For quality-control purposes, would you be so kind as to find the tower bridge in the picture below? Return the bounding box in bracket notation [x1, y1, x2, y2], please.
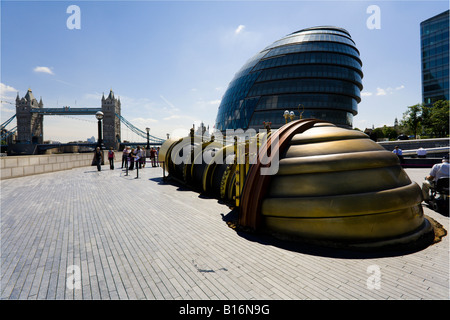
[30, 107, 101, 115]
[3, 89, 164, 154]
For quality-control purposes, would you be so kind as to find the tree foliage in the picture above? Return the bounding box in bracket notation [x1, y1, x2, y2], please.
[401, 104, 422, 138]
[424, 100, 449, 137]
[400, 100, 449, 138]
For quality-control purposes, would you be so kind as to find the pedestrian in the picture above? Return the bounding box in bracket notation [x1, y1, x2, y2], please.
[156, 147, 160, 167]
[108, 147, 115, 170]
[417, 147, 427, 158]
[139, 147, 145, 168]
[122, 146, 130, 168]
[129, 148, 136, 170]
[136, 146, 142, 169]
[94, 147, 103, 171]
[141, 147, 146, 168]
[392, 146, 404, 163]
[150, 147, 157, 167]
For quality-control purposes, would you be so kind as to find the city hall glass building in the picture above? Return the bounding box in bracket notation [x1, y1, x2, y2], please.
[215, 26, 363, 131]
[420, 10, 449, 106]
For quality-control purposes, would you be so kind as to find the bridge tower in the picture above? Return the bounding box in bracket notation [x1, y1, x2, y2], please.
[101, 89, 121, 150]
[15, 89, 44, 144]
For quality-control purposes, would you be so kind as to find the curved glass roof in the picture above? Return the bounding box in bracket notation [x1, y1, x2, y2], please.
[215, 26, 363, 131]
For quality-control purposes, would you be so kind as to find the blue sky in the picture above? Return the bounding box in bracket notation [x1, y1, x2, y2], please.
[1, 0, 448, 142]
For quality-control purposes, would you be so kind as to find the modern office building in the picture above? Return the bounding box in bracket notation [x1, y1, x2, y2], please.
[421, 10, 449, 106]
[215, 26, 363, 131]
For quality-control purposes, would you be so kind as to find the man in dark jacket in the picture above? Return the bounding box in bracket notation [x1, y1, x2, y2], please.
[94, 147, 103, 171]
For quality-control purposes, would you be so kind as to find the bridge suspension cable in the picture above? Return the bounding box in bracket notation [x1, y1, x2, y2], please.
[1, 114, 16, 130]
[0, 111, 165, 144]
[115, 113, 165, 144]
[1, 126, 17, 140]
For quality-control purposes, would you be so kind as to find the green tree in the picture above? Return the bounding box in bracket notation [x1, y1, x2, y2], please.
[382, 125, 398, 140]
[428, 100, 449, 137]
[371, 127, 384, 141]
[400, 100, 449, 138]
[401, 104, 422, 138]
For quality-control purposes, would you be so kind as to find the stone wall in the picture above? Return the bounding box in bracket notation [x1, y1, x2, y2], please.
[0, 152, 101, 180]
[378, 137, 449, 151]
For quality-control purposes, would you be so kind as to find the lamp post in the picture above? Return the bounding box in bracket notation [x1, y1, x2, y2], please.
[146, 127, 150, 149]
[284, 110, 296, 123]
[290, 111, 295, 121]
[95, 111, 105, 165]
[263, 121, 272, 134]
[298, 104, 304, 119]
[95, 111, 104, 150]
[283, 110, 290, 124]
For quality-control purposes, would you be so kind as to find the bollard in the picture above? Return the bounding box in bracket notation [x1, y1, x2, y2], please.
[135, 158, 139, 179]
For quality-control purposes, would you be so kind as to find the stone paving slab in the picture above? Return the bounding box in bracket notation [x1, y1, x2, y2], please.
[0, 162, 449, 301]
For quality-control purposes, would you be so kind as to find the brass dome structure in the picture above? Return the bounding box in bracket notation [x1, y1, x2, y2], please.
[159, 119, 434, 249]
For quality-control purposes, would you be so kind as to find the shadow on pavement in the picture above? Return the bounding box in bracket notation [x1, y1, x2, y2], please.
[220, 209, 439, 260]
[153, 176, 441, 259]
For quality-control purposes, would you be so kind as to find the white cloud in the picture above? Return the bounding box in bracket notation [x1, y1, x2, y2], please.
[220, 24, 263, 53]
[361, 91, 373, 97]
[130, 117, 158, 125]
[0, 105, 14, 113]
[162, 113, 199, 122]
[375, 85, 405, 96]
[235, 25, 245, 34]
[0, 83, 19, 114]
[376, 87, 387, 96]
[33, 66, 54, 75]
[207, 99, 221, 105]
[0, 83, 18, 99]
[0, 82, 19, 116]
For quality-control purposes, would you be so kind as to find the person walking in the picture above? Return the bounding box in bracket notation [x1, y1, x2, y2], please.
[108, 147, 116, 170]
[135, 147, 142, 170]
[122, 146, 130, 168]
[150, 147, 157, 167]
[129, 148, 136, 170]
[156, 147, 160, 167]
[136, 146, 142, 169]
[142, 147, 147, 168]
[94, 147, 103, 172]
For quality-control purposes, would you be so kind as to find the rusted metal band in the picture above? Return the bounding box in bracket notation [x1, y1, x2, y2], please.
[239, 118, 327, 230]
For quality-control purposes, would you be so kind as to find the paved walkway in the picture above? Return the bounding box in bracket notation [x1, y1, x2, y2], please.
[1, 162, 449, 301]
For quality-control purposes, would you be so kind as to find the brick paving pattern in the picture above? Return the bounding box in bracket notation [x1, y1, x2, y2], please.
[1, 162, 449, 300]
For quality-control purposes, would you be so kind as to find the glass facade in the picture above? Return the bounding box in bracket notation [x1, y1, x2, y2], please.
[215, 26, 363, 131]
[421, 10, 449, 106]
